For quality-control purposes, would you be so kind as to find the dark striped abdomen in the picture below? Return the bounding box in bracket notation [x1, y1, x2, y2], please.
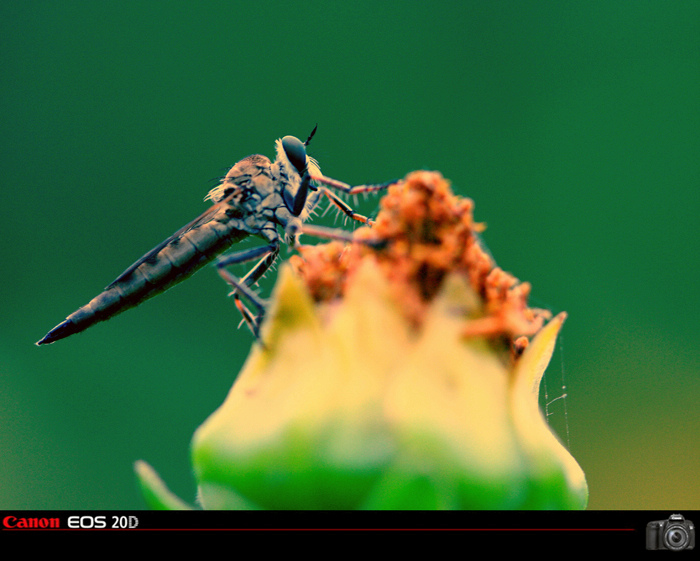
[36, 219, 248, 345]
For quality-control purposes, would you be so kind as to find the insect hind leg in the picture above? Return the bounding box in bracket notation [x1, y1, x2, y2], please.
[216, 243, 279, 339]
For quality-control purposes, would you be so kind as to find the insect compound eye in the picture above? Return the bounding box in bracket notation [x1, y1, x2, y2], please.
[281, 135, 308, 176]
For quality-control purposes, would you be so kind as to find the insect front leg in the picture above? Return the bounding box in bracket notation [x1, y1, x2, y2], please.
[319, 187, 377, 225]
[311, 175, 400, 227]
[216, 243, 279, 339]
[311, 175, 400, 197]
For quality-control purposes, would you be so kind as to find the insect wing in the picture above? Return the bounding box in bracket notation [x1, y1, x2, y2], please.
[106, 193, 235, 289]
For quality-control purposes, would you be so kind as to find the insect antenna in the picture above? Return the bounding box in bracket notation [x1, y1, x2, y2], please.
[304, 124, 318, 146]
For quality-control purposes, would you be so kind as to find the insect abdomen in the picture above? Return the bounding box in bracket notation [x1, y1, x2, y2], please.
[36, 221, 247, 345]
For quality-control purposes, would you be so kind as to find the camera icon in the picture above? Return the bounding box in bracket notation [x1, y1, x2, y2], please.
[647, 514, 695, 551]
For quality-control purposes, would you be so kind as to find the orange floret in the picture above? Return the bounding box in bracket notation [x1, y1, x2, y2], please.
[290, 171, 553, 357]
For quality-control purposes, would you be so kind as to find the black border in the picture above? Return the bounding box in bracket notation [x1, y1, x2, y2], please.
[2, 509, 697, 552]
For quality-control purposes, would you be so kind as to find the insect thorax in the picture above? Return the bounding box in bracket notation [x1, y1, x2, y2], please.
[205, 154, 303, 243]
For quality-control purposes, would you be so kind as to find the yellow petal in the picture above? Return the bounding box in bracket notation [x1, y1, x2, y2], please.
[510, 312, 588, 508]
[192, 261, 405, 509]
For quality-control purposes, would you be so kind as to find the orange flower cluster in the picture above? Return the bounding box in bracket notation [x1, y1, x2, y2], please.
[291, 171, 549, 354]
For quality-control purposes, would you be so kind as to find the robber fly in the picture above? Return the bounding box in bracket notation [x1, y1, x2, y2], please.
[37, 127, 395, 345]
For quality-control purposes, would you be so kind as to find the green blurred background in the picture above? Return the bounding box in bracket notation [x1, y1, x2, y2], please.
[1, 1, 697, 510]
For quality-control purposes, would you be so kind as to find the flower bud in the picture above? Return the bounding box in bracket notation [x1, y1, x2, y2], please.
[139, 171, 587, 509]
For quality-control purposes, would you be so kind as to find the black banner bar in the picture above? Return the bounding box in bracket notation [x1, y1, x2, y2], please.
[2, 509, 697, 551]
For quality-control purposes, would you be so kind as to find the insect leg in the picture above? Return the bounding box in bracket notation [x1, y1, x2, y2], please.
[311, 175, 399, 196]
[216, 244, 277, 269]
[311, 175, 399, 228]
[300, 224, 387, 250]
[216, 243, 279, 338]
[319, 187, 376, 225]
